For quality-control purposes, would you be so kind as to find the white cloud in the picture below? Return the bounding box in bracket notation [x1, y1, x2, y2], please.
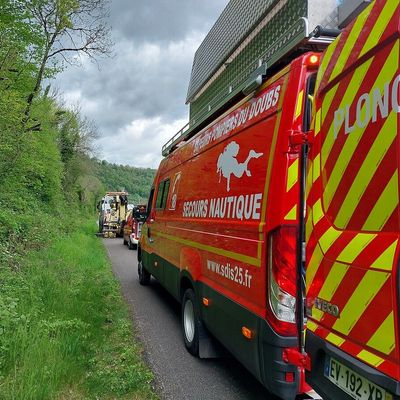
[54, 0, 229, 168]
[96, 117, 187, 168]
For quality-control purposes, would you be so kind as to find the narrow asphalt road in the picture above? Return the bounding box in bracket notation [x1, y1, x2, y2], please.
[104, 238, 319, 400]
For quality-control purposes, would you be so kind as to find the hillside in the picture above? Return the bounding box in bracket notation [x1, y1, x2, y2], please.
[92, 159, 156, 205]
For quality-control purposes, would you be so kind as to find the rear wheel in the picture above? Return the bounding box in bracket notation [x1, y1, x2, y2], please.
[182, 289, 200, 356]
[123, 236, 128, 245]
[138, 260, 151, 285]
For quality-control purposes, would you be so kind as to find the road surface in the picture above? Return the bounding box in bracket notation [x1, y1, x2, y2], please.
[104, 238, 320, 400]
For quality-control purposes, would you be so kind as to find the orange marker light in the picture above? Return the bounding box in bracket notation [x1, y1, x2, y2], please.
[202, 297, 210, 307]
[241, 326, 253, 340]
[309, 55, 319, 65]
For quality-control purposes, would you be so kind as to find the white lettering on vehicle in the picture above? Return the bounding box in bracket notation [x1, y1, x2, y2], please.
[182, 192, 262, 220]
[333, 75, 400, 140]
[207, 260, 253, 288]
[193, 85, 281, 153]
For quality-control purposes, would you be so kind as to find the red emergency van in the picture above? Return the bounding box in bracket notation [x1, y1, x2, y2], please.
[138, 52, 320, 399]
[305, 1, 400, 399]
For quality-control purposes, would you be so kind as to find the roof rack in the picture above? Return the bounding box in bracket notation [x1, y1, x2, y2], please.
[162, 0, 341, 157]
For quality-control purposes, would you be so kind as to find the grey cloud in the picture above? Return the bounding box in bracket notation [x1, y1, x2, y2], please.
[110, 0, 228, 44]
[56, 0, 229, 167]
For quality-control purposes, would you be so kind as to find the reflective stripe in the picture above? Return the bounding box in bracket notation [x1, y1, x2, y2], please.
[357, 349, 384, 368]
[307, 319, 318, 332]
[363, 171, 399, 232]
[370, 240, 398, 271]
[335, 112, 397, 227]
[312, 153, 320, 183]
[328, 9, 368, 83]
[359, 1, 398, 59]
[314, 109, 321, 136]
[321, 61, 371, 174]
[332, 270, 390, 335]
[312, 262, 350, 322]
[306, 243, 324, 292]
[286, 158, 299, 192]
[337, 233, 377, 264]
[323, 43, 397, 209]
[319, 226, 341, 253]
[295, 90, 304, 119]
[367, 312, 395, 355]
[320, 39, 339, 83]
[326, 332, 345, 347]
[285, 204, 297, 220]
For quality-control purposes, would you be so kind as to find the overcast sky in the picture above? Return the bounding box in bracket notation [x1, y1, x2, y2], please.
[56, 0, 229, 169]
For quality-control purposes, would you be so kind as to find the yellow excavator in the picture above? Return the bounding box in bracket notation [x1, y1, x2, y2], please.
[97, 191, 129, 238]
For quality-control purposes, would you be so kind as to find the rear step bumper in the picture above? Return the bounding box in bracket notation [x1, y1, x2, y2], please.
[305, 330, 400, 400]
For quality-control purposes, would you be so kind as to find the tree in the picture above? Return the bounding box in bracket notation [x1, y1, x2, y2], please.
[23, 0, 112, 122]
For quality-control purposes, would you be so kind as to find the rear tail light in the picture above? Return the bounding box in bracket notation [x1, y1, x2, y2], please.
[268, 225, 297, 325]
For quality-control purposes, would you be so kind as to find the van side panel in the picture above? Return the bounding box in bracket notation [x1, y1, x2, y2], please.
[306, 1, 400, 398]
[140, 57, 312, 399]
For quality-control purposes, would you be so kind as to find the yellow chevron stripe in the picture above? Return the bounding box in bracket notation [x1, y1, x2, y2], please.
[323, 43, 398, 209]
[286, 158, 299, 192]
[335, 112, 397, 228]
[371, 240, 398, 271]
[285, 205, 297, 220]
[314, 109, 321, 136]
[312, 262, 350, 322]
[312, 199, 324, 226]
[332, 270, 390, 335]
[312, 153, 320, 183]
[321, 82, 340, 123]
[295, 90, 304, 119]
[306, 226, 341, 292]
[307, 319, 318, 332]
[306, 243, 324, 292]
[363, 171, 399, 232]
[326, 332, 345, 347]
[359, 1, 398, 59]
[305, 210, 313, 242]
[367, 312, 395, 355]
[328, 8, 369, 83]
[357, 350, 384, 368]
[319, 37, 339, 81]
[337, 233, 377, 264]
[319, 226, 341, 253]
[320, 61, 372, 175]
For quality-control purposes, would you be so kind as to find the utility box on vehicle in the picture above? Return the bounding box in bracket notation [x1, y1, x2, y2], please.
[305, 1, 400, 399]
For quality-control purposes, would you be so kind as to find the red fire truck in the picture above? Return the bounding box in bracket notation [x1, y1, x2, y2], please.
[305, 1, 400, 399]
[137, 1, 345, 398]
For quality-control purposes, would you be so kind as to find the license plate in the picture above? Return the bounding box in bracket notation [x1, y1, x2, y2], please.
[324, 356, 392, 400]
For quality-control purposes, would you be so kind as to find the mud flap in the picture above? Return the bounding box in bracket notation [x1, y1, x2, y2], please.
[198, 322, 226, 359]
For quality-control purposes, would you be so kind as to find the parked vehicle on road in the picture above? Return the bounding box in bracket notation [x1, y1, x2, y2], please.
[98, 191, 129, 237]
[123, 205, 146, 250]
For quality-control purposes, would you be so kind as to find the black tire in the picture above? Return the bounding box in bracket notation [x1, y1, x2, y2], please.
[138, 260, 151, 285]
[123, 236, 128, 245]
[182, 288, 200, 356]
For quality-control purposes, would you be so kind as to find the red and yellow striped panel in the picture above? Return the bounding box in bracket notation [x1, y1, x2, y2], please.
[306, 0, 400, 382]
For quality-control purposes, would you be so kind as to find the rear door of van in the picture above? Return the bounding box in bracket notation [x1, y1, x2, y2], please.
[306, 1, 400, 398]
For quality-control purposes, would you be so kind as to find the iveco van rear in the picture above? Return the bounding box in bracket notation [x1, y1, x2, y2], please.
[305, 1, 400, 399]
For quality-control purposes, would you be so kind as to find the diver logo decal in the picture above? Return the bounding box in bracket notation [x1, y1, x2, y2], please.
[217, 141, 263, 191]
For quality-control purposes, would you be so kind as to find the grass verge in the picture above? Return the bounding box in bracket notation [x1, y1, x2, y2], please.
[0, 221, 158, 400]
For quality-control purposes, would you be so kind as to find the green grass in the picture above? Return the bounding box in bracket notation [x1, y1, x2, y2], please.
[0, 221, 158, 400]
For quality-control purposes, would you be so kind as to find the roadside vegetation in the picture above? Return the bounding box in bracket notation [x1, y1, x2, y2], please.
[0, 1, 157, 398]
